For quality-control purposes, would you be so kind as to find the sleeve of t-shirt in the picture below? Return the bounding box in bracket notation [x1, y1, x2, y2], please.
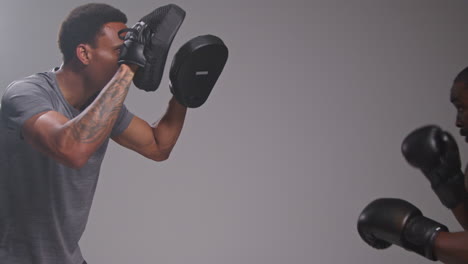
[110, 103, 134, 137]
[1, 80, 54, 136]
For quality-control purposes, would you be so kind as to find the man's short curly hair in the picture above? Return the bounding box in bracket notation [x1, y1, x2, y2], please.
[454, 66, 468, 85]
[58, 3, 127, 63]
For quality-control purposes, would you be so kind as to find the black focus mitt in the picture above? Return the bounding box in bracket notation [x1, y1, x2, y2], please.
[125, 4, 186, 92]
[169, 35, 228, 108]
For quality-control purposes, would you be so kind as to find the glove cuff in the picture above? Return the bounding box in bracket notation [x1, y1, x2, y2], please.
[403, 215, 448, 261]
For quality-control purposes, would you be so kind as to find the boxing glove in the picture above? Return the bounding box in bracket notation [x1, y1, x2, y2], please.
[357, 198, 448, 261]
[402, 125, 465, 209]
[117, 21, 147, 67]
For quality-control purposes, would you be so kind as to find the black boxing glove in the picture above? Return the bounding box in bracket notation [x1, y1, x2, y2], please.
[357, 198, 448, 261]
[117, 21, 147, 67]
[402, 125, 466, 209]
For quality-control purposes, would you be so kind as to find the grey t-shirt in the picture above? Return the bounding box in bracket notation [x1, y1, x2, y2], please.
[0, 70, 134, 264]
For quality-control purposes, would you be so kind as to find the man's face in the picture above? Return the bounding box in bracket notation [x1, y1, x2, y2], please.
[87, 22, 127, 89]
[450, 82, 468, 142]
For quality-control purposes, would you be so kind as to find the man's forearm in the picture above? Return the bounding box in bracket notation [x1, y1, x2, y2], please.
[151, 96, 187, 155]
[451, 198, 468, 230]
[60, 65, 134, 163]
[450, 168, 468, 230]
[435, 231, 468, 264]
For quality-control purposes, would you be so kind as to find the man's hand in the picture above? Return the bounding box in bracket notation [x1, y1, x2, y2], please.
[117, 22, 147, 68]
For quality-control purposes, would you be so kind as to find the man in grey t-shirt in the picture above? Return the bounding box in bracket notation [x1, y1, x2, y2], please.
[0, 4, 187, 264]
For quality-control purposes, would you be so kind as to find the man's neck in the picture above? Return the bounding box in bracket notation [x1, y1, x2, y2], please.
[55, 63, 99, 111]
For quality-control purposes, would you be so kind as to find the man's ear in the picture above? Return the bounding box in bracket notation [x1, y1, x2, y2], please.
[75, 44, 93, 65]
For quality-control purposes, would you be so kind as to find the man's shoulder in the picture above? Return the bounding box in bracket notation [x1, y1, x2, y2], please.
[11, 69, 56, 88]
[4, 69, 57, 98]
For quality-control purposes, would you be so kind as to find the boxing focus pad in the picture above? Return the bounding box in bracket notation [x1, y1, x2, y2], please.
[169, 35, 228, 108]
[127, 4, 185, 91]
[357, 198, 448, 261]
[401, 125, 465, 209]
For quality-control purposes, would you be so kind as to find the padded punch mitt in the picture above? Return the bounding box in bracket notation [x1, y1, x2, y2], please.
[132, 4, 185, 91]
[169, 34, 228, 108]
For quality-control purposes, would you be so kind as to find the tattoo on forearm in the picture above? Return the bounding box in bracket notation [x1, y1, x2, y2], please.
[71, 69, 133, 143]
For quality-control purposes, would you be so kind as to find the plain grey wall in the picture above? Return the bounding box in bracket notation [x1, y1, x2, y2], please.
[1, 0, 468, 263]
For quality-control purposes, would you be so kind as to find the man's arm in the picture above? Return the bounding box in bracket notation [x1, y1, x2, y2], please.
[112, 96, 187, 161]
[22, 65, 135, 169]
[451, 203, 468, 231]
[449, 164, 468, 230]
[435, 231, 468, 264]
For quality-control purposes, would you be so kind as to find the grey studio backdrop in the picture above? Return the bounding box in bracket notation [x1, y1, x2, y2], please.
[1, 0, 467, 263]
